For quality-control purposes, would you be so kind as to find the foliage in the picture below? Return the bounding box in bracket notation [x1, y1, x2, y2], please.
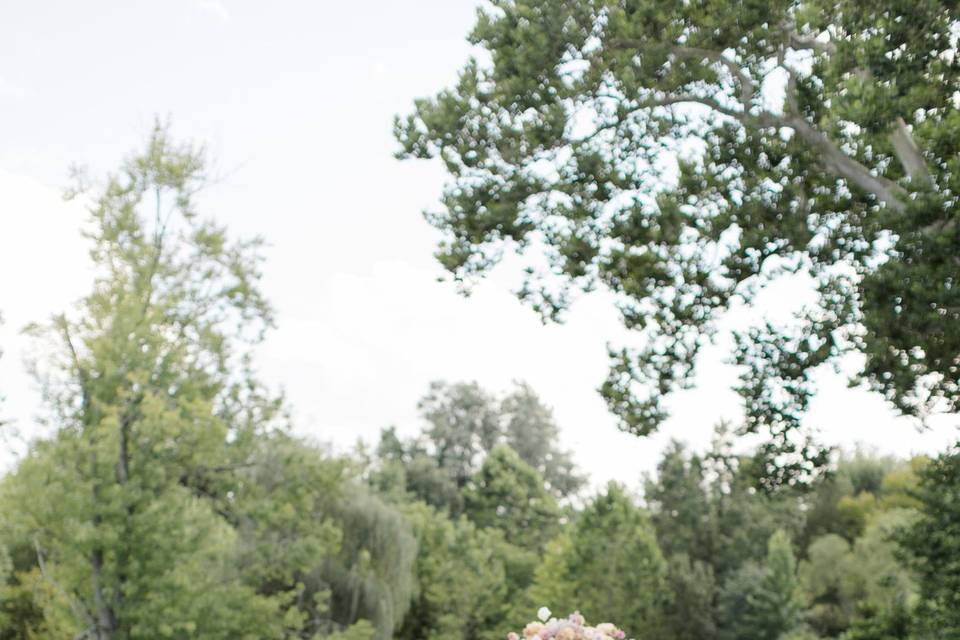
[660, 553, 717, 639]
[1, 122, 286, 640]
[499, 383, 586, 499]
[373, 381, 584, 510]
[644, 435, 804, 583]
[799, 534, 860, 636]
[322, 484, 418, 640]
[643, 441, 713, 563]
[373, 426, 465, 515]
[419, 381, 502, 490]
[396, 0, 960, 484]
[396, 503, 511, 640]
[463, 444, 561, 552]
[230, 432, 347, 637]
[527, 484, 665, 638]
[718, 530, 801, 640]
[899, 443, 960, 638]
[1, 123, 954, 640]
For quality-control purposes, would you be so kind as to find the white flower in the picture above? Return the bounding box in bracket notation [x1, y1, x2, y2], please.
[537, 607, 552, 622]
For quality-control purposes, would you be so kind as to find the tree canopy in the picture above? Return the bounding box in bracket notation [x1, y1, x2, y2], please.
[373, 381, 585, 509]
[396, 0, 960, 482]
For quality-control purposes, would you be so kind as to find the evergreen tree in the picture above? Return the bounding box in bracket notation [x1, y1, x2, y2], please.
[660, 553, 717, 640]
[718, 530, 800, 640]
[899, 444, 960, 638]
[462, 445, 561, 553]
[643, 442, 713, 565]
[526, 484, 665, 638]
[396, 503, 510, 640]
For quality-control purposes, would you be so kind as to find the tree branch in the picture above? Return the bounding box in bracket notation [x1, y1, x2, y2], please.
[788, 32, 837, 55]
[57, 318, 92, 418]
[605, 36, 908, 212]
[785, 115, 907, 212]
[890, 117, 932, 185]
[607, 39, 756, 109]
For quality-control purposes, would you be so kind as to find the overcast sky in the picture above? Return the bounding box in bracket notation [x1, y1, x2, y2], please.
[1, 0, 955, 485]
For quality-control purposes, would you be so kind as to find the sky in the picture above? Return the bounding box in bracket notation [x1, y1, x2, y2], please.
[1, 0, 956, 486]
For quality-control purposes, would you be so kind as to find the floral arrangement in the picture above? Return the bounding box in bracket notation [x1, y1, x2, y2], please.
[508, 608, 630, 640]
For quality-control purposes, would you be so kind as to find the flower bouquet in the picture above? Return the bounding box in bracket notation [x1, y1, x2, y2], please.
[508, 608, 630, 640]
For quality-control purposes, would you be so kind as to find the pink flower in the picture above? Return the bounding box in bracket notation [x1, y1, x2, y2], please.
[555, 628, 576, 640]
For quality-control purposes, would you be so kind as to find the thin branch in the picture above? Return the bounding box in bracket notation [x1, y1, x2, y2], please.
[573, 118, 623, 145]
[638, 93, 786, 129]
[57, 319, 91, 418]
[607, 38, 756, 109]
[605, 35, 908, 212]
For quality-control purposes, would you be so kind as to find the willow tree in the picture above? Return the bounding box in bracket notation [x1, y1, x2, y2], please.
[2, 123, 282, 639]
[396, 0, 960, 482]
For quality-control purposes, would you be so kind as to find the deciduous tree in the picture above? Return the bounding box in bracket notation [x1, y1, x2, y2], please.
[1, 123, 282, 639]
[396, 0, 960, 482]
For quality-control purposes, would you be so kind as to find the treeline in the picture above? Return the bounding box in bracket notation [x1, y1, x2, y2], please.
[1, 129, 958, 639]
[363, 394, 955, 640]
[4, 374, 958, 640]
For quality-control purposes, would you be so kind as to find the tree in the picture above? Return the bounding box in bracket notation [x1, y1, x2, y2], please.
[396, 0, 960, 482]
[375, 382, 584, 510]
[717, 562, 771, 640]
[757, 530, 802, 638]
[798, 534, 859, 636]
[840, 604, 912, 640]
[499, 382, 586, 498]
[851, 510, 916, 617]
[372, 427, 465, 515]
[526, 483, 665, 637]
[800, 451, 916, 547]
[229, 432, 347, 638]
[396, 503, 511, 640]
[898, 443, 960, 638]
[321, 485, 417, 640]
[660, 553, 718, 640]
[418, 381, 502, 489]
[643, 441, 714, 564]
[644, 435, 803, 583]
[0, 123, 283, 639]
[462, 444, 561, 552]
[718, 530, 800, 640]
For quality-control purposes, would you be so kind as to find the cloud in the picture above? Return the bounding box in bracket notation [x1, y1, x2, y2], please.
[194, 0, 230, 26]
